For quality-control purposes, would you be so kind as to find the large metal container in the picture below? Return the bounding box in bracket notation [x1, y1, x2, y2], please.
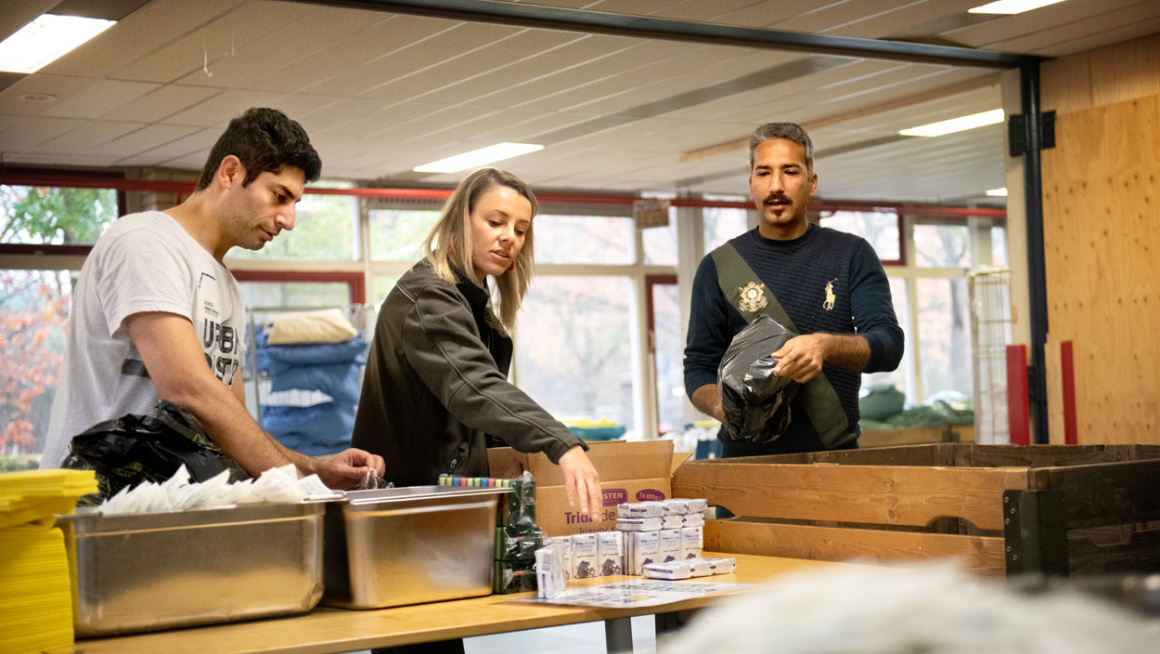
[61, 502, 325, 637]
[323, 485, 508, 609]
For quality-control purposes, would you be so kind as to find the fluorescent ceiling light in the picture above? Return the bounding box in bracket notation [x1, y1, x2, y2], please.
[969, 0, 1067, 15]
[0, 14, 116, 74]
[985, 187, 1008, 197]
[900, 109, 1005, 137]
[413, 143, 544, 174]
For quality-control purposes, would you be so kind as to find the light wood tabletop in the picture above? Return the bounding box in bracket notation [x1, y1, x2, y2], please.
[51, 553, 881, 654]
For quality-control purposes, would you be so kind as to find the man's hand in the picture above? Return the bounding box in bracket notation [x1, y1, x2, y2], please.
[313, 448, 386, 490]
[773, 333, 872, 381]
[772, 334, 831, 383]
[558, 445, 601, 521]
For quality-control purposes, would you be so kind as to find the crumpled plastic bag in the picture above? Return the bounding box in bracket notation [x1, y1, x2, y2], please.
[717, 315, 800, 444]
[62, 400, 249, 506]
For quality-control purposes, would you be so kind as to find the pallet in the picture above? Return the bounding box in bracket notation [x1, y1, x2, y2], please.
[671, 444, 1160, 576]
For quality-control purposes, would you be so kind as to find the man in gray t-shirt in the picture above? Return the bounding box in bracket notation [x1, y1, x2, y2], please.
[42, 108, 384, 489]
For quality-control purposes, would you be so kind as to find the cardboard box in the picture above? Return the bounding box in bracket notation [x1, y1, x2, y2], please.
[488, 440, 674, 536]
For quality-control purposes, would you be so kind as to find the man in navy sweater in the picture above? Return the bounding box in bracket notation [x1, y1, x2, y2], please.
[683, 122, 904, 457]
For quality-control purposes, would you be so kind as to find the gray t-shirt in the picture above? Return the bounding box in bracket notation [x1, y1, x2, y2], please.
[41, 211, 247, 468]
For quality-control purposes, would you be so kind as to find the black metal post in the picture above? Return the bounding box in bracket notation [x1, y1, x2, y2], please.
[1019, 59, 1050, 445]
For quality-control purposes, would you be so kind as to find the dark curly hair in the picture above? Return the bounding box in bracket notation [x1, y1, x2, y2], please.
[195, 108, 321, 191]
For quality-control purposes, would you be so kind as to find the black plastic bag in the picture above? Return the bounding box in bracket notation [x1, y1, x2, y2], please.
[62, 400, 249, 505]
[718, 315, 800, 444]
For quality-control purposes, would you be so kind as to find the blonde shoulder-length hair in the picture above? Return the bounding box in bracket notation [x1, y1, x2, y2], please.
[422, 168, 539, 334]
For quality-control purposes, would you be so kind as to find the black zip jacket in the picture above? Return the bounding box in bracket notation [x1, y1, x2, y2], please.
[351, 259, 585, 486]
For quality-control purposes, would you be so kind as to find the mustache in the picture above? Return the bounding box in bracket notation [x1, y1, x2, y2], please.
[762, 193, 791, 204]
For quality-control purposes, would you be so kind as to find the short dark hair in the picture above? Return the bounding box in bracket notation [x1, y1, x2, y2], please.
[749, 122, 813, 173]
[195, 108, 321, 191]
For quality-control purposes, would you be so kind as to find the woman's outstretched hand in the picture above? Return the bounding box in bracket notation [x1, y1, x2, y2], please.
[558, 445, 602, 521]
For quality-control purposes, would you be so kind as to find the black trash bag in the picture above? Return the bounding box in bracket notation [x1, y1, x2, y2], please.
[718, 315, 800, 444]
[62, 400, 249, 505]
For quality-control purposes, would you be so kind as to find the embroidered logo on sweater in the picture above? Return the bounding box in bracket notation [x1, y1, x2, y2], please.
[823, 278, 837, 311]
[738, 281, 768, 312]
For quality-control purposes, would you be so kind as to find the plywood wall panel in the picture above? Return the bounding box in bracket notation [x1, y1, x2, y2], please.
[1090, 33, 1160, 109]
[1040, 96, 1160, 445]
[1043, 32, 1160, 115]
[1042, 51, 1092, 115]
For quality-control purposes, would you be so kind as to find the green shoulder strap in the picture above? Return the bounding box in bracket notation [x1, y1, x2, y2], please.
[710, 243, 851, 448]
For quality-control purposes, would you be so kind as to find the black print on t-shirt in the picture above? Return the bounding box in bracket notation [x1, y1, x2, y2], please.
[202, 319, 237, 353]
[202, 319, 239, 384]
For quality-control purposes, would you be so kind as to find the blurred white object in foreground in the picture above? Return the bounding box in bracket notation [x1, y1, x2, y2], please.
[661, 561, 1159, 654]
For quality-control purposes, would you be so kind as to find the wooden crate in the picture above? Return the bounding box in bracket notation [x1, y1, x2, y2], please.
[671, 444, 1160, 576]
[857, 425, 974, 448]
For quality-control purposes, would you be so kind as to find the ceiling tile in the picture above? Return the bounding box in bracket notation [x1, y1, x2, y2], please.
[36, 120, 141, 154]
[0, 116, 86, 153]
[369, 29, 578, 103]
[100, 123, 202, 159]
[109, 0, 313, 83]
[44, 0, 247, 79]
[246, 14, 448, 94]
[0, 75, 91, 116]
[318, 22, 522, 98]
[0, 0, 59, 42]
[176, 7, 393, 89]
[163, 89, 287, 127]
[102, 84, 223, 123]
[42, 79, 159, 118]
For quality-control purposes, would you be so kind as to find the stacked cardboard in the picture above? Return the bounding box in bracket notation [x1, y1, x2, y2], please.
[0, 469, 98, 654]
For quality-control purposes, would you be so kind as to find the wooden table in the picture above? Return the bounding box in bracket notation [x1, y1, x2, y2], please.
[51, 553, 879, 654]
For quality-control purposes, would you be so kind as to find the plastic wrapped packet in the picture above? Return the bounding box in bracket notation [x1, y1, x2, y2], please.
[717, 315, 800, 443]
[616, 517, 663, 532]
[495, 526, 543, 561]
[700, 556, 737, 574]
[497, 471, 536, 528]
[535, 546, 567, 599]
[643, 562, 693, 580]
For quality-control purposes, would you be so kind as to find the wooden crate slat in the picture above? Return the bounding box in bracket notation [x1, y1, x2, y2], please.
[705, 519, 1006, 576]
[704, 444, 953, 467]
[1029, 458, 1160, 527]
[673, 462, 1028, 530]
[952, 444, 1142, 468]
[1068, 527, 1160, 575]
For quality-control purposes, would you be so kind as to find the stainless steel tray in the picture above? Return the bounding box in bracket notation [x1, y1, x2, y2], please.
[323, 485, 510, 609]
[61, 502, 325, 637]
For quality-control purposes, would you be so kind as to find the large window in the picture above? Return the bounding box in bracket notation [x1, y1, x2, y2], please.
[642, 216, 678, 265]
[1, 270, 71, 458]
[916, 277, 972, 403]
[915, 222, 970, 268]
[535, 215, 635, 264]
[824, 211, 1005, 410]
[819, 210, 901, 262]
[703, 205, 748, 252]
[516, 276, 637, 431]
[229, 183, 358, 261]
[651, 281, 683, 433]
[0, 185, 117, 245]
[369, 208, 439, 262]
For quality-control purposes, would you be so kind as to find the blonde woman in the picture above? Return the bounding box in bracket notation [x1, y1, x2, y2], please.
[352, 168, 601, 516]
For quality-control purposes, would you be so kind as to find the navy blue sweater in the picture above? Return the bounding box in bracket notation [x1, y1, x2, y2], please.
[684, 225, 904, 453]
